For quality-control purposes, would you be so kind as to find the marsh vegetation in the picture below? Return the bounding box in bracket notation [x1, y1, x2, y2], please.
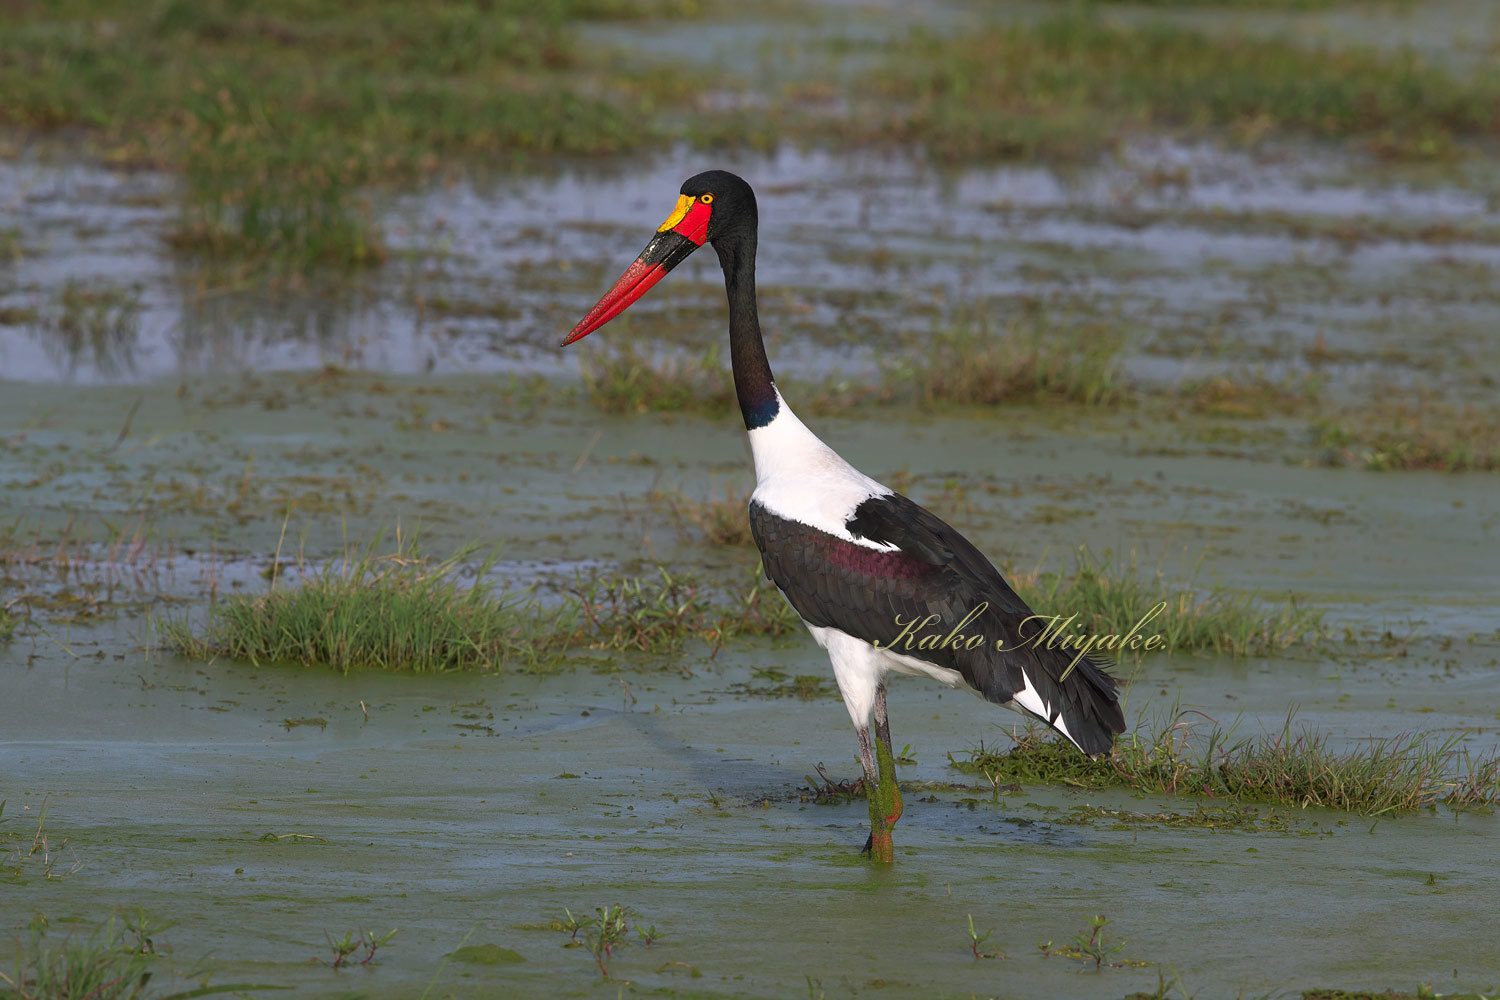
[0, 913, 263, 1000]
[164, 540, 800, 672]
[850, 13, 1500, 163]
[0, 0, 700, 266]
[161, 534, 1321, 672]
[951, 714, 1500, 815]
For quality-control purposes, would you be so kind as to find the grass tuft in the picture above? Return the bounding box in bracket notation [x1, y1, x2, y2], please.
[578, 343, 736, 416]
[1178, 372, 1320, 418]
[0, 517, 162, 625]
[164, 538, 799, 672]
[950, 712, 1500, 815]
[653, 485, 755, 547]
[169, 140, 387, 268]
[1, 796, 82, 882]
[558, 566, 799, 655]
[902, 319, 1126, 408]
[545, 904, 655, 979]
[163, 542, 540, 673]
[44, 280, 142, 376]
[1314, 403, 1500, 472]
[0, 926, 158, 1000]
[0, 913, 267, 1000]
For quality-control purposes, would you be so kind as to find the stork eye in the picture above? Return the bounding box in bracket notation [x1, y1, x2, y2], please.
[699, 193, 714, 204]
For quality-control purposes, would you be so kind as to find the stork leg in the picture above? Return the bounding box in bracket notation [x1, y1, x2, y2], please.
[874, 684, 904, 829]
[854, 725, 889, 862]
[860, 684, 903, 863]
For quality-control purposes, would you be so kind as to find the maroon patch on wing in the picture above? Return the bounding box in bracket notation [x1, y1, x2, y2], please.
[814, 535, 934, 579]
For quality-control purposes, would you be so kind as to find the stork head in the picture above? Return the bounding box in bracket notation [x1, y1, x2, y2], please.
[561, 170, 756, 346]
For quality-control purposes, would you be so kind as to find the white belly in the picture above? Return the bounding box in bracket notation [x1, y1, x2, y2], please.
[805, 622, 973, 729]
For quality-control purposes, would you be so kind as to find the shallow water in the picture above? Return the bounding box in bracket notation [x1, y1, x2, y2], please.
[3, 376, 1496, 632]
[3, 369, 1498, 997]
[5, 627, 1499, 999]
[5, 141, 1500, 405]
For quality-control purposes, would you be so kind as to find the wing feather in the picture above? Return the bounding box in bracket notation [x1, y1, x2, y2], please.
[750, 494, 1126, 754]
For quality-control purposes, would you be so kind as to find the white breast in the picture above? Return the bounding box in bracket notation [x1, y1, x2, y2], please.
[746, 388, 897, 551]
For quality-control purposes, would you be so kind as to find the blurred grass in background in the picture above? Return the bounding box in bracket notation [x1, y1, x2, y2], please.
[3, 1, 1497, 269]
[0, 0, 700, 266]
[854, 13, 1500, 163]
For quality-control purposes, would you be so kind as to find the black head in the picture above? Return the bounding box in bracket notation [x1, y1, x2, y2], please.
[679, 169, 757, 248]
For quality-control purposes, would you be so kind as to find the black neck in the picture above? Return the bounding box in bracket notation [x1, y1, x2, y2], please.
[715, 232, 779, 430]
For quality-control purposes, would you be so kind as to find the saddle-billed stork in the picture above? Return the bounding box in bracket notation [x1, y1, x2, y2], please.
[562, 170, 1126, 862]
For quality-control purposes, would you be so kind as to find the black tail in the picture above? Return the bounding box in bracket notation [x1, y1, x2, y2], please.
[987, 643, 1127, 757]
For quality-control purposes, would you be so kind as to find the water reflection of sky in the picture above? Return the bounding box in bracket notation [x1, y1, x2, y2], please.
[2, 143, 1499, 394]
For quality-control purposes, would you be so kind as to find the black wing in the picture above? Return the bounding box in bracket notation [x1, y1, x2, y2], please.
[749, 493, 1125, 755]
